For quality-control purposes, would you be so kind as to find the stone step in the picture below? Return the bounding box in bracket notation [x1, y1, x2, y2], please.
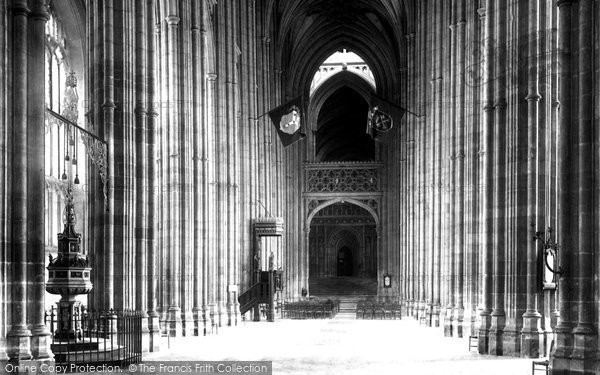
[309, 277, 377, 296]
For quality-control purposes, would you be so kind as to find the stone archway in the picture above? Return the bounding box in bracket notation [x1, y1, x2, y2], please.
[307, 201, 378, 296]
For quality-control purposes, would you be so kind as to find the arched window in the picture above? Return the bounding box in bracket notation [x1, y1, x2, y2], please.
[43, 9, 87, 275]
[310, 49, 375, 96]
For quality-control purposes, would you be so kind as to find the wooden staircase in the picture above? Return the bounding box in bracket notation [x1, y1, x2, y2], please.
[238, 270, 282, 321]
[238, 281, 270, 316]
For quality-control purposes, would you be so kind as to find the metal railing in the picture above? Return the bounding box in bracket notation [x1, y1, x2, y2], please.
[45, 307, 142, 368]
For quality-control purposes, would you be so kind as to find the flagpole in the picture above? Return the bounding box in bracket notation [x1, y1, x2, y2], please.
[373, 94, 424, 118]
[249, 112, 271, 121]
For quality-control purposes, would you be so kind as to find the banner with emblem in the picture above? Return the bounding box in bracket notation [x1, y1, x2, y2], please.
[366, 93, 406, 142]
[268, 96, 306, 147]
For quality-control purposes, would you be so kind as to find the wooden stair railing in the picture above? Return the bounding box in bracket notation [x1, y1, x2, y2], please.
[238, 280, 270, 316]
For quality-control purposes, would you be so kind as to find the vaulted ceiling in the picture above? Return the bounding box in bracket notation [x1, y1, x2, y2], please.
[269, 0, 414, 96]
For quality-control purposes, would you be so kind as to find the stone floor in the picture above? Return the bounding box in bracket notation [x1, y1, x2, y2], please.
[145, 316, 534, 375]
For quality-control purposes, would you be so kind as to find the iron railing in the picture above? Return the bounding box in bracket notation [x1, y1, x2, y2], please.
[45, 307, 142, 368]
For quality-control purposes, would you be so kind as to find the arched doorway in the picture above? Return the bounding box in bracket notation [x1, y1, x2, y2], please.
[337, 246, 354, 276]
[308, 202, 378, 296]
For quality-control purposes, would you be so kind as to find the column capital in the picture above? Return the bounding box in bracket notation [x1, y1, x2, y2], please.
[12, 1, 30, 16]
[494, 99, 507, 109]
[556, 0, 573, 7]
[29, 0, 49, 21]
[166, 15, 180, 26]
[477, 7, 486, 19]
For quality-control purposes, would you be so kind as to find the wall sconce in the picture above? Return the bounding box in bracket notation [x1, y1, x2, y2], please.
[533, 226, 563, 290]
[383, 273, 392, 288]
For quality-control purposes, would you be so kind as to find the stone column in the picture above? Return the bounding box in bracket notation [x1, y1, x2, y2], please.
[7, 0, 32, 361]
[103, 0, 116, 311]
[405, 32, 415, 318]
[134, 0, 150, 351]
[521, 0, 544, 359]
[206, 71, 218, 331]
[147, 7, 161, 350]
[551, 1, 575, 373]
[444, 13, 457, 339]
[180, 3, 196, 337]
[207, 71, 218, 329]
[416, 6, 427, 319]
[478, 0, 495, 355]
[0, 0, 8, 362]
[452, 0, 467, 338]
[427, 44, 439, 327]
[303, 227, 310, 296]
[571, 1, 596, 373]
[28, 0, 52, 361]
[432, 0, 443, 327]
[489, 0, 507, 356]
[191, 0, 203, 336]
[165, 13, 182, 337]
[225, 1, 239, 327]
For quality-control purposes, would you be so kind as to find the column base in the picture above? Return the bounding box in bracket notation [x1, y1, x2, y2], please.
[216, 303, 225, 327]
[166, 307, 182, 337]
[226, 302, 234, 326]
[181, 310, 195, 337]
[30, 325, 52, 360]
[551, 324, 575, 375]
[502, 323, 521, 356]
[7, 327, 32, 361]
[193, 308, 202, 336]
[0, 337, 9, 361]
[521, 313, 544, 358]
[488, 314, 506, 356]
[233, 302, 240, 326]
[202, 306, 209, 336]
[570, 326, 597, 375]
[478, 311, 492, 354]
[443, 307, 454, 337]
[139, 312, 150, 353]
[451, 307, 465, 338]
[148, 312, 161, 352]
[430, 305, 441, 328]
[469, 308, 480, 337]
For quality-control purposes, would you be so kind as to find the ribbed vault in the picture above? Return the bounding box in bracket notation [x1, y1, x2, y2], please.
[271, 0, 413, 98]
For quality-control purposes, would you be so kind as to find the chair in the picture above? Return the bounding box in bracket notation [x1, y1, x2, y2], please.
[373, 302, 385, 319]
[392, 302, 402, 319]
[363, 302, 374, 319]
[532, 340, 554, 375]
[382, 303, 393, 320]
[356, 301, 365, 319]
[313, 303, 324, 319]
[323, 301, 334, 319]
[468, 335, 478, 351]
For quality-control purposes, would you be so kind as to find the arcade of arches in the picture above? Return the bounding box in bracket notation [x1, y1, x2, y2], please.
[0, 1, 599, 374]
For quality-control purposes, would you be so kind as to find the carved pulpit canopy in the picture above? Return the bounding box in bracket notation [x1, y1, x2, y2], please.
[253, 217, 285, 237]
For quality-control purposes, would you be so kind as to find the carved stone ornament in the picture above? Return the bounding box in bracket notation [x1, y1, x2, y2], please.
[306, 167, 378, 193]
